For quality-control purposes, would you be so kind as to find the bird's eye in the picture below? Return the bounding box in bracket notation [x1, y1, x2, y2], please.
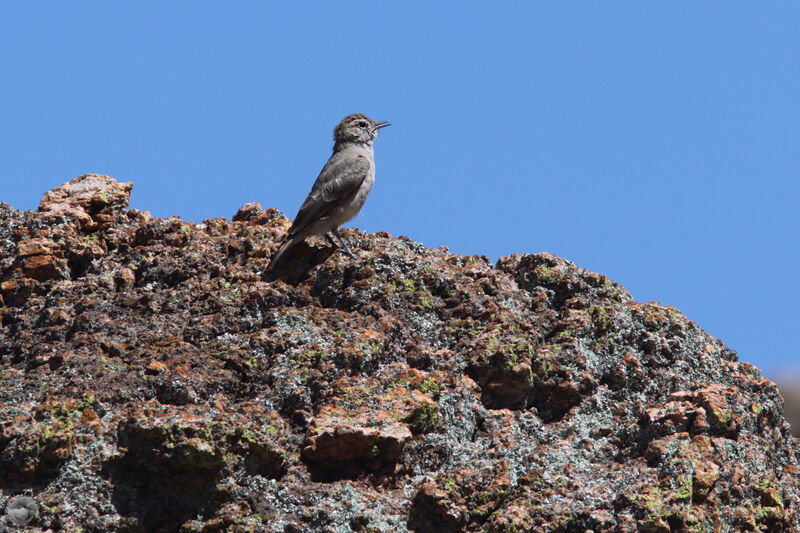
[358, 121, 367, 128]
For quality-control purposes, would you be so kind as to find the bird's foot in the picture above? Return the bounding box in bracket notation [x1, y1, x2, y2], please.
[340, 246, 358, 259]
[327, 230, 358, 259]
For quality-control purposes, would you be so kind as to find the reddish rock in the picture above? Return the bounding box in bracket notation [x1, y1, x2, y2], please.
[38, 173, 132, 229]
[693, 458, 720, 501]
[303, 422, 411, 471]
[21, 254, 68, 281]
[232, 201, 263, 222]
[17, 238, 59, 257]
[0, 176, 797, 532]
[145, 360, 168, 374]
[0, 277, 37, 305]
[302, 403, 413, 476]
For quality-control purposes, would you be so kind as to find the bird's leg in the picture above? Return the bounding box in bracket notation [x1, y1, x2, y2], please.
[332, 228, 358, 258]
[325, 233, 338, 249]
[324, 231, 357, 258]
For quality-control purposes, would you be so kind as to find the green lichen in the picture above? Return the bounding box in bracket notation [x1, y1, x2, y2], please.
[538, 265, 558, 282]
[291, 348, 325, 368]
[554, 326, 575, 340]
[640, 487, 665, 521]
[487, 335, 500, 352]
[341, 387, 364, 406]
[389, 376, 409, 389]
[589, 305, 610, 332]
[419, 377, 441, 396]
[238, 427, 256, 445]
[755, 475, 784, 509]
[403, 279, 415, 294]
[712, 407, 732, 424]
[691, 435, 711, 450]
[366, 337, 385, 354]
[417, 293, 434, 310]
[537, 356, 556, 376]
[675, 475, 693, 500]
[414, 402, 439, 432]
[684, 508, 702, 530]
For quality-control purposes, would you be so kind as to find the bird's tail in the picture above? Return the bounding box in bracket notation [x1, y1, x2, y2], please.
[267, 233, 301, 272]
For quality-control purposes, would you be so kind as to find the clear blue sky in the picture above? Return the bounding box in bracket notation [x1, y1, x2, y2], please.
[1, 4, 798, 379]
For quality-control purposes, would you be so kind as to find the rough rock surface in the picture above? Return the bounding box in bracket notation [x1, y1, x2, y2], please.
[0, 175, 798, 532]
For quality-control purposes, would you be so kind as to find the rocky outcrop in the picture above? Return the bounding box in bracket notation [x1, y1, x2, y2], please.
[0, 175, 798, 532]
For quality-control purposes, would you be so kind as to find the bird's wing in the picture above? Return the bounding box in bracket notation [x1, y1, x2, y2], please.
[287, 154, 370, 237]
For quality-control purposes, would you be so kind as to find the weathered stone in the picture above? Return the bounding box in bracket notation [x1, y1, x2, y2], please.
[232, 201, 262, 222]
[0, 276, 37, 305]
[693, 458, 720, 501]
[22, 254, 68, 281]
[302, 403, 413, 476]
[38, 173, 132, 229]
[39, 173, 132, 213]
[0, 176, 796, 532]
[17, 238, 59, 257]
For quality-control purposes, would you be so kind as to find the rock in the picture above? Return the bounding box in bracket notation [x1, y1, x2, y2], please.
[21, 254, 68, 281]
[145, 360, 167, 374]
[302, 404, 413, 477]
[0, 176, 797, 532]
[16, 238, 58, 257]
[232, 202, 262, 222]
[409, 464, 513, 533]
[0, 277, 37, 305]
[38, 173, 132, 230]
[304, 422, 411, 468]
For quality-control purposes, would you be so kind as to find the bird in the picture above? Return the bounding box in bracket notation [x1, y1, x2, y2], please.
[267, 113, 390, 271]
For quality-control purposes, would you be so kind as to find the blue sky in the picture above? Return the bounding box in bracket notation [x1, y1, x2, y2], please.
[1, 4, 798, 379]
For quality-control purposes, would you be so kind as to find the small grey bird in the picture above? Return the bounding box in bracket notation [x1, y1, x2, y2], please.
[267, 113, 390, 270]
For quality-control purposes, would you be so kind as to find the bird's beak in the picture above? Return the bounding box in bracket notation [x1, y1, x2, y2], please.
[373, 121, 391, 130]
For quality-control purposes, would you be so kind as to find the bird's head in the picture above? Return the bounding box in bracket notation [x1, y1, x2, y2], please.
[333, 113, 391, 146]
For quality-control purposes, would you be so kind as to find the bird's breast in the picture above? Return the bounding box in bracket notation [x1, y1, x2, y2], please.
[330, 164, 374, 226]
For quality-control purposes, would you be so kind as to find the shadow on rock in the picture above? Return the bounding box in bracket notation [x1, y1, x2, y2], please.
[263, 242, 336, 285]
[102, 419, 225, 532]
